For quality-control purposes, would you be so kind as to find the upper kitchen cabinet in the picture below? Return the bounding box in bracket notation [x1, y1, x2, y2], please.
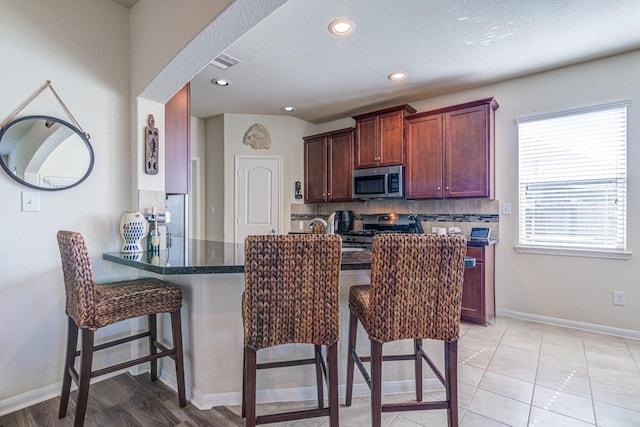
[165, 83, 191, 194]
[353, 104, 416, 169]
[405, 97, 498, 199]
[304, 128, 354, 203]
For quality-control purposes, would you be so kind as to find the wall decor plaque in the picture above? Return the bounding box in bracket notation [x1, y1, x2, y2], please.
[243, 123, 271, 149]
[145, 114, 159, 174]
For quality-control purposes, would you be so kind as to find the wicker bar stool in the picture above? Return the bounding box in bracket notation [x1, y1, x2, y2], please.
[242, 234, 342, 427]
[345, 234, 467, 427]
[56, 230, 186, 427]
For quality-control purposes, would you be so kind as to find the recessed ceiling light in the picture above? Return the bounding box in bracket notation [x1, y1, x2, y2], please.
[328, 19, 355, 35]
[281, 106, 296, 112]
[387, 71, 408, 81]
[211, 78, 231, 86]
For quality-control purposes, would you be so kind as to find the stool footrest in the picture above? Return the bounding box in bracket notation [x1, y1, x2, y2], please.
[382, 401, 450, 412]
[257, 357, 316, 370]
[256, 407, 331, 425]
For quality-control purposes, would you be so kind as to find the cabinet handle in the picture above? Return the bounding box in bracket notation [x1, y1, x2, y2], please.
[446, 186, 450, 190]
[437, 186, 441, 191]
[327, 192, 331, 195]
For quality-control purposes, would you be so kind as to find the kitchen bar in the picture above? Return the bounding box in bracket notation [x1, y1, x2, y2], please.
[103, 238, 475, 274]
[102, 237, 475, 410]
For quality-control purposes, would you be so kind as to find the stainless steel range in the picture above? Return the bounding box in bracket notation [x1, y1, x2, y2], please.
[340, 213, 423, 247]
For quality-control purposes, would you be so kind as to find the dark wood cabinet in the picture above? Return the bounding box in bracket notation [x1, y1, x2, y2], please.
[353, 104, 416, 169]
[405, 98, 498, 199]
[461, 245, 495, 326]
[164, 83, 191, 194]
[304, 128, 354, 203]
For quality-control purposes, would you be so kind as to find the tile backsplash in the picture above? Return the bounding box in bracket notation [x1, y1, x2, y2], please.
[291, 199, 500, 239]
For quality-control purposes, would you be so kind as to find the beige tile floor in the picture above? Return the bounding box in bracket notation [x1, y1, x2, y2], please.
[235, 317, 640, 426]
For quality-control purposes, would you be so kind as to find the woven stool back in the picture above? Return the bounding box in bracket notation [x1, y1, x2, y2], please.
[57, 230, 98, 330]
[243, 234, 342, 350]
[368, 234, 467, 343]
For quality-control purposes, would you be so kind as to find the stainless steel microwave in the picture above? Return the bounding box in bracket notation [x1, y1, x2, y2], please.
[352, 165, 404, 199]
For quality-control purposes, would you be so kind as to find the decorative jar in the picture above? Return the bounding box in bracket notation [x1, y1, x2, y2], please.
[120, 211, 148, 253]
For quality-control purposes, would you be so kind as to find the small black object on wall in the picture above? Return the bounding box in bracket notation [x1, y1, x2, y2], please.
[295, 180, 303, 199]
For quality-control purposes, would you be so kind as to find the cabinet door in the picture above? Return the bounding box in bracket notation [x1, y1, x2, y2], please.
[443, 104, 491, 198]
[165, 83, 191, 194]
[378, 110, 405, 166]
[354, 116, 378, 168]
[461, 246, 485, 325]
[405, 114, 443, 199]
[304, 136, 327, 203]
[327, 130, 354, 202]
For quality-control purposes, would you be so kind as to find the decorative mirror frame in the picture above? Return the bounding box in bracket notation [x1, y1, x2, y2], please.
[0, 115, 95, 191]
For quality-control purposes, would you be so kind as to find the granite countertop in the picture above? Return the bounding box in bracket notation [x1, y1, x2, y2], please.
[103, 239, 373, 275]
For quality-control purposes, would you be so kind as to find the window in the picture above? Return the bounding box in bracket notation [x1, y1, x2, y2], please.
[517, 102, 627, 253]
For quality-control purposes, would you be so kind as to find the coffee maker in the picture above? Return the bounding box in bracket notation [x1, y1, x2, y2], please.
[333, 210, 353, 234]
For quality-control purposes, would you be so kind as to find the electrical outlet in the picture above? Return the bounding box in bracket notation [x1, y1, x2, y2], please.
[299, 220, 304, 230]
[613, 291, 626, 306]
[21, 191, 40, 212]
[502, 202, 511, 215]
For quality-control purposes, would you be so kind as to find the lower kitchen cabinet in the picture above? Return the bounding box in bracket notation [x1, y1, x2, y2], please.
[461, 245, 495, 326]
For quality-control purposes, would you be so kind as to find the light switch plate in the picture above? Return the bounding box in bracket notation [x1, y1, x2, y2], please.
[22, 191, 40, 212]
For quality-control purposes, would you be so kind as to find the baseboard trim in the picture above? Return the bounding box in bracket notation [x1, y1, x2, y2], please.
[497, 309, 640, 339]
[174, 376, 444, 411]
[0, 369, 129, 417]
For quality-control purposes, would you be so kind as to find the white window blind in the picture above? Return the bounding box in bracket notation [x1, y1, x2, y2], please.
[517, 102, 627, 251]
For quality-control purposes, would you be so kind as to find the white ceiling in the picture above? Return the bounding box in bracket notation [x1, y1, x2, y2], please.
[160, 1, 640, 124]
[110, 0, 138, 9]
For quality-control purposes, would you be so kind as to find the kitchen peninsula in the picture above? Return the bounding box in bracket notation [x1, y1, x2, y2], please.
[103, 239, 374, 274]
[103, 239, 475, 410]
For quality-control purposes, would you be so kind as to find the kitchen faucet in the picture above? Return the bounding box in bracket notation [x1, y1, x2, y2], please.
[308, 217, 329, 234]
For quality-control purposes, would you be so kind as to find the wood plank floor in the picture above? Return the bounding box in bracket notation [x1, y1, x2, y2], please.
[0, 373, 244, 427]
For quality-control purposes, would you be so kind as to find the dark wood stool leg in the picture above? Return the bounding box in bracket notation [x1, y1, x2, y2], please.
[171, 309, 187, 407]
[327, 342, 339, 427]
[245, 347, 257, 427]
[414, 339, 423, 401]
[445, 340, 459, 427]
[74, 328, 95, 427]
[314, 344, 324, 409]
[149, 314, 158, 382]
[371, 340, 383, 427]
[58, 317, 78, 419]
[241, 349, 246, 418]
[345, 311, 358, 407]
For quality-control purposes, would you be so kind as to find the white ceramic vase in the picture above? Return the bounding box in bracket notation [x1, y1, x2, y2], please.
[120, 211, 148, 253]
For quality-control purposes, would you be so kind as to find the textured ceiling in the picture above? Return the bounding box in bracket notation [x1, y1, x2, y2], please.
[188, 0, 640, 124]
[110, 0, 138, 9]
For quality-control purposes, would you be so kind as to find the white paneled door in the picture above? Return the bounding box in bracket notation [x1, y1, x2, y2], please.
[235, 155, 282, 245]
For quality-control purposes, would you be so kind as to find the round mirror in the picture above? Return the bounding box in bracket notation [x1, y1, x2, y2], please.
[0, 115, 94, 191]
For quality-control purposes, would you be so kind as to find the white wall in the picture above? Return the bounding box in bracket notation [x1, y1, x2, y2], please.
[308, 51, 640, 334]
[190, 117, 207, 239]
[220, 114, 315, 242]
[204, 115, 225, 241]
[405, 51, 640, 333]
[0, 0, 141, 410]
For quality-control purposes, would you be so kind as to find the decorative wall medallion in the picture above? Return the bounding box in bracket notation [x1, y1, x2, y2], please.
[145, 114, 159, 174]
[243, 123, 271, 149]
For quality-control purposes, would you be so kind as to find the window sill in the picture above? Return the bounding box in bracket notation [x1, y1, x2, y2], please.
[514, 245, 632, 260]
